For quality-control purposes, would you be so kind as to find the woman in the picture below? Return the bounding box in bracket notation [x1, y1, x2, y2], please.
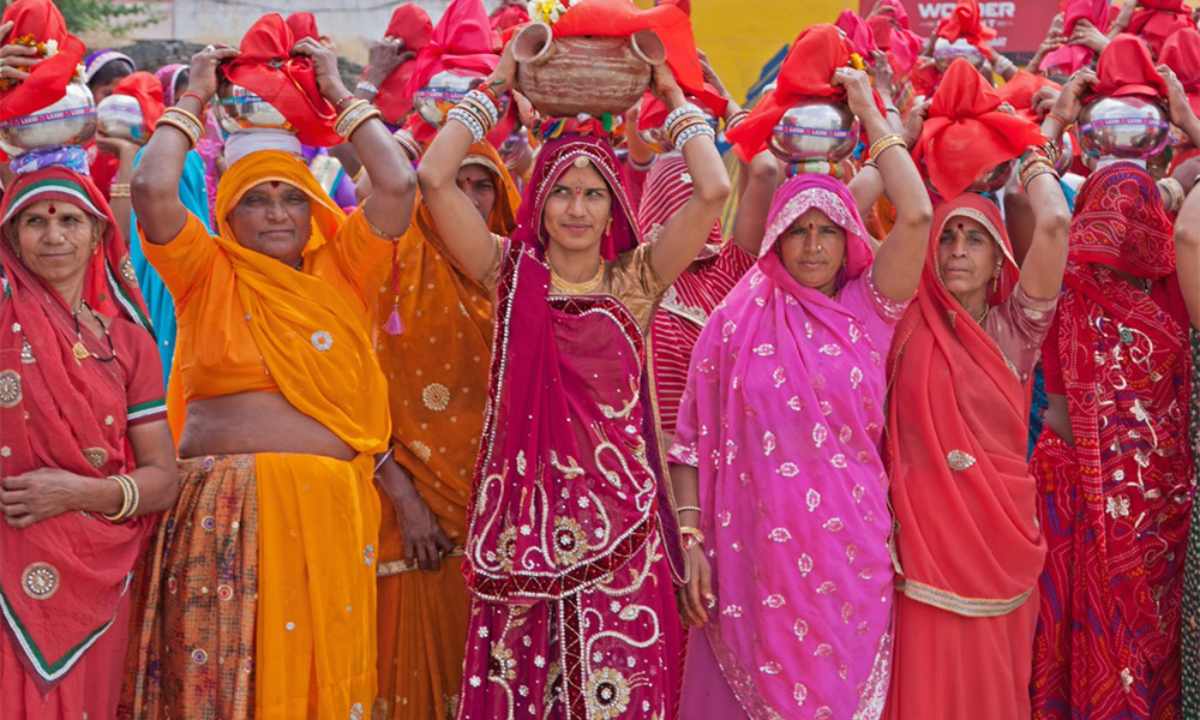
[669, 67, 933, 718]
[84, 48, 135, 102]
[884, 175, 1070, 717]
[417, 43, 731, 717]
[155, 63, 189, 106]
[0, 162, 177, 717]
[373, 140, 521, 720]
[122, 39, 415, 719]
[1031, 69, 1200, 718]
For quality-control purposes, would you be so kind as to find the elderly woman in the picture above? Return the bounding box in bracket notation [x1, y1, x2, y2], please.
[0, 157, 178, 716]
[417, 40, 731, 716]
[122, 40, 415, 719]
[669, 67, 933, 718]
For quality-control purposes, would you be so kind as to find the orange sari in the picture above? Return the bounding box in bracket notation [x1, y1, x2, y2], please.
[374, 142, 519, 720]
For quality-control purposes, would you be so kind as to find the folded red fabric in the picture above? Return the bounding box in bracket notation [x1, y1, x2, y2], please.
[0, 0, 87, 123]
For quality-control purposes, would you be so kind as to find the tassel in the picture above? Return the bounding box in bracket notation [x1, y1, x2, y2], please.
[383, 243, 405, 336]
[384, 305, 405, 336]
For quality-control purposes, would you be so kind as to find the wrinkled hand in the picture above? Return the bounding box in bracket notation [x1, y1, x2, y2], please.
[1031, 85, 1061, 119]
[292, 37, 348, 103]
[832, 67, 879, 123]
[902, 98, 932, 148]
[1158, 64, 1197, 131]
[1049, 67, 1098, 126]
[365, 37, 413, 88]
[378, 459, 454, 571]
[187, 44, 238, 101]
[651, 63, 686, 108]
[0, 22, 40, 85]
[1, 469, 82, 528]
[1172, 155, 1200, 194]
[1068, 19, 1109, 54]
[679, 545, 714, 627]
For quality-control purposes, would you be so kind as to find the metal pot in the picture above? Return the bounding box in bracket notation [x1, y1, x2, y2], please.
[768, 100, 859, 164]
[0, 81, 97, 156]
[1078, 95, 1170, 161]
[966, 159, 1014, 193]
[414, 70, 509, 127]
[96, 93, 147, 143]
[215, 83, 292, 135]
[933, 38, 984, 73]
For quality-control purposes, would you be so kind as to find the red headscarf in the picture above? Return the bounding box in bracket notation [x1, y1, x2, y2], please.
[1069, 160, 1176, 279]
[836, 10, 879, 57]
[371, 4, 434, 124]
[997, 70, 1061, 123]
[1040, 0, 1111, 76]
[285, 11, 320, 41]
[1127, 0, 1193, 56]
[726, 24, 855, 163]
[112, 71, 165, 134]
[223, 13, 340, 146]
[405, 0, 500, 97]
[490, 2, 530, 39]
[1092, 33, 1168, 98]
[867, 2, 924, 78]
[1160, 27, 1200, 116]
[0, 0, 87, 123]
[913, 59, 1045, 201]
[935, 0, 997, 48]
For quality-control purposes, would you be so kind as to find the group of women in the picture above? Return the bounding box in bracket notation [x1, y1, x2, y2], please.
[0, 0, 1198, 718]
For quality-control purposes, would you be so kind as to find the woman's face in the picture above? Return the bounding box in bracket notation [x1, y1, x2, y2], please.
[10, 200, 100, 288]
[457, 164, 497, 220]
[777, 208, 847, 295]
[227, 181, 313, 267]
[937, 214, 999, 297]
[541, 162, 613, 254]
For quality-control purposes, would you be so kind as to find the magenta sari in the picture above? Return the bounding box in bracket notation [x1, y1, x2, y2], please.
[457, 135, 686, 720]
[671, 175, 905, 719]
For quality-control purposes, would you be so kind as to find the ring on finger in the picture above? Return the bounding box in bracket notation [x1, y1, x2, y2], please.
[704, 595, 716, 610]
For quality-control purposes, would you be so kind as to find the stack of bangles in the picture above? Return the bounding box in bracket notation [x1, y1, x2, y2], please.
[1018, 150, 1057, 190]
[102, 473, 140, 523]
[393, 128, 422, 163]
[448, 86, 504, 143]
[664, 103, 716, 150]
[334, 97, 382, 139]
[725, 109, 749, 133]
[156, 106, 204, 148]
[868, 133, 906, 163]
[1159, 176, 1186, 213]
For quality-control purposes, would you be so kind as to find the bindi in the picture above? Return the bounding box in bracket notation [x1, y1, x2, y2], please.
[47, 205, 56, 216]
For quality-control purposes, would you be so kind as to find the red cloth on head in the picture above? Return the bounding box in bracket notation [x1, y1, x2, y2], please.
[0, 0, 87, 123]
[1093, 33, 1168, 98]
[285, 12, 320, 41]
[997, 70, 1061, 122]
[372, 4, 434, 124]
[935, 0, 997, 48]
[836, 10, 879, 57]
[726, 24, 854, 163]
[1160, 27, 1200, 116]
[1127, 0, 1192, 56]
[406, 0, 500, 97]
[913, 59, 1045, 200]
[490, 3, 529, 34]
[1040, 0, 1110, 75]
[112, 71, 164, 132]
[224, 13, 340, 146]
[868, 5, 925, 78]
[551, 0, 727, 119]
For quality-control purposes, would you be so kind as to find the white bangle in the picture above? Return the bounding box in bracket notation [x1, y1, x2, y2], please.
[356, 80, 379, 97]
[447, 107, 485, 143]
[675, 123, 715, 151]
[664, 102, 703, 130]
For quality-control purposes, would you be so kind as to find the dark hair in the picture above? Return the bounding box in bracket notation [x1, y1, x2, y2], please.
[87, 60, 134, 91]
[172, 68, 190, 99]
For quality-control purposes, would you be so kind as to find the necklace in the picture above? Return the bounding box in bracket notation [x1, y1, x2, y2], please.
[72, 300, 117, 363]
[549, 260, 604, 294]
[972, 305, 991, 325]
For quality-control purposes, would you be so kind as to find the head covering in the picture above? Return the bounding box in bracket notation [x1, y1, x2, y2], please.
[511, 134, 641, 260]
[1068, 160, 1175, 279]
[1040, 0, 1111, 76]
[935, 0, 997, 49]
[726, 24, 857, 163]
[867, 2, 924, 77]
[0, 0, 88, 123]
[836, 10, 879, 57]
[82, 49, 135, 85]
[285, 11, 320, 41]
[885, 192, 1044, 630]
[913, 58, 1045, 201]
[1092, 34, 1169, 98]
[489, 2, 529, 39]
[668, 173, 897, 717]
[223, 129, 304, 166]
[1127, 0, 1192, 56]
[0, 166, 154, 685]
[1160, 27, 1200, 116]
[372, 4, 434, 124]
[405, 0, 500, 98]
[154, 63, 188, 106]
[223, 13, 340, 146]
[997, 70, 1062, 123]
[111, 71, 165, 135]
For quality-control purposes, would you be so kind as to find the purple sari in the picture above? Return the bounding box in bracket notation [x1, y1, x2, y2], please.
[671, 175, 906, 719]
[457, 135, 686, 719]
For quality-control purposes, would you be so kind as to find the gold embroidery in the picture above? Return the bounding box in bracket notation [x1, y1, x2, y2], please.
[946, 449, 977, 472]
[422, 383, 451, 412]
[82, 447, 108, 469]
[0, 370, 21, 407]
[22, 562, 59, 600]
[898, 578, 1032, 617]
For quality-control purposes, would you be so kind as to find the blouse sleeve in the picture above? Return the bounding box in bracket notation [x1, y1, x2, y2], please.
[480, 234, 509, 294]
[987, 284, 1059, 382]
[330, 209, 398, 301]
[609, 237, 670, 332]
[115, 321, 167, 427]
[139, 213, 217, 305]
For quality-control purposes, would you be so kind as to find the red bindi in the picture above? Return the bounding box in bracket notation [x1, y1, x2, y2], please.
[47, 205, 56, 215]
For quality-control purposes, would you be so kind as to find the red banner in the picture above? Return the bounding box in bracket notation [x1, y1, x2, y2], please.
[859, 0, 1060, 55]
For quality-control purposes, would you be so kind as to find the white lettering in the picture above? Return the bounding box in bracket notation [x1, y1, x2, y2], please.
[917, 2, 1016, 21]
[917, 3, 955, 20]
[980, 2, 1016, 19]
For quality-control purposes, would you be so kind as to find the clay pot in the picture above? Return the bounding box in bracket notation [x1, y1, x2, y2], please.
[513, 23, 666, 119]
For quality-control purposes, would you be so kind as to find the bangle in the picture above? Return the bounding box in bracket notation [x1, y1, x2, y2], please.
[109, 182, 131, 199]
[102, 474, 138, 523]
[448, 106, 485, 142]
[473, 84, 504, 117]
[155, 115, 200, 148]
[664, 103, 703, 134]
[675, 123, 715, 151]
[393, 129, 422, 162]
[680, 526, 705, 549]
[1159, 177, 1185, 213]
[334, 94, 359, 112]
[1047, 109, 1071, 128]
[725, 109, 749, 131]
[164, 105, 203, 131]
[869, 133, 906, 161]
[676, 505, 702, 515]
[628, 154, 654, 172]
[179, 91, 208, 107]
[668, 115, 708, 146]
[335, 99, 382, 139]
[1019, 157, 1056, 189]
[355, 80, 379, 98]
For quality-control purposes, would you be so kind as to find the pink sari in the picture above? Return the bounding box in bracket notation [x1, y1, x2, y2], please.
[457, 135, 686, 720]
[671, 175, 905, 719]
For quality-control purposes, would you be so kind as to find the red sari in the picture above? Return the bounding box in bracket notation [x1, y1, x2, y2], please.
[1032, 162, 1194, 720]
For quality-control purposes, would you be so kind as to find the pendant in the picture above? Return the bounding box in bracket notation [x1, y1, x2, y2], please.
[72, 342, 90, 362]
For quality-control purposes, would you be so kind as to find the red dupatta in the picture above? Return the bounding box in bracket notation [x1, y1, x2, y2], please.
[0, 0, 87, 124]
[887, 194, 1045, 616]
[0, 167, 154, 688]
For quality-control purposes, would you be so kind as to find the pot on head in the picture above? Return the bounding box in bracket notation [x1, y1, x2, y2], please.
[0, 81, 97, 156]
[768, 100, 859, 164]
[933, 38, 984, 73]
[513, 22, 667, 119]
[414, 70, 510, 127]
[1078, 95, 1170, 161]
[96, 93, 148, 144]
[215, 83, 293, 135]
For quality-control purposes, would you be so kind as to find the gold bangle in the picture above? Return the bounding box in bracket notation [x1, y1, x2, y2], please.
[102, 474, 133, 523]
[109, 182, 131, 199]
[675, 505, 702, 515]
[393, 130, 421, 162]
[334, 99, 372, 134]
[164, 105, 202, 128]
[1159, 177, 1185, 212]
[1020, 157, 1056, 189]
[342, 106, 382, 140]
[155, 116, 199, 148]
[668, 116, 708, 147]
[725, 110, 749, 130]
[869, 133, 906, 161]
[160, 107, 203, 139]
[679, 526, 705, 544]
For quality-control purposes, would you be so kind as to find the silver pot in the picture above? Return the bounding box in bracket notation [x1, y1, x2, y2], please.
[215, 83, 292, 134]
[966, 159, 1014, 193]
[768, 100, 859, 164]
[1055, 131, 1074, 174]
[1079, 95, 1170, 161]
[96, 93, 147, 143]
[933, 38, 984, 72]
[0, 81, 97, 156]
[414, 70, 494, 127]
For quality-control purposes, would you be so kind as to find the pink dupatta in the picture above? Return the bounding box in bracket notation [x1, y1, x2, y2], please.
[671, 174, 903, 719]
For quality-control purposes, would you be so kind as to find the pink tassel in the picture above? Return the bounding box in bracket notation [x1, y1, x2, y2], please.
[384, 307, 405, 336]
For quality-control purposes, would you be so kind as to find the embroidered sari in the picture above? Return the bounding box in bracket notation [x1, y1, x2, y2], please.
[374, 141, 520, 720]
[456, 135, 687, 720]
[884, 194, 1053, 719]
[1032, 161, 1194, 720]
[0, 167, 163, 718]
[671, 175, 904, 719]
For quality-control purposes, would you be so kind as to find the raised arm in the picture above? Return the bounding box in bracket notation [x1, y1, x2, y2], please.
[837, 68, 932, 302]
[849, 98, 930, 219]
[133, 46, 236, 245]
[1176, 187, 1200, 330]
[648, 67, 732, 284]
[729, 151, 781, 257]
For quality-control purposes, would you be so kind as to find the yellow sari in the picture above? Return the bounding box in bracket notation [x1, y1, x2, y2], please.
[374, 142, 519, 720]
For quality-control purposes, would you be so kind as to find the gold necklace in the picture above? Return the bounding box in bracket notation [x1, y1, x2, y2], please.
[549, 260, 604, 293]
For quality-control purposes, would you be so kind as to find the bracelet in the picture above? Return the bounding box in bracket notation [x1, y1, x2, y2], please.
[725, 109, 749, 131]
[675, 123, 715, 151]
[334, 93, 359, 112]
[109, 182, 131, 199]
[628, 153, 654, 172]
[179, 91, 208, 108]
[464, 88, 501, 126]
[355, 80, 379, 98]
[668, 115, 708, 146]
[475, 81, 503, 111]
[335, 99, 382, 139]
[679, 525, 705, 550]
[102, 474, 139, 523]
[393, 129, 422, 162]
[869, 133, 906, 161]
[448, 107, 486, 142]
[155, 115, 199, 148]
[1019, 157, 1056, 189]
[1159, 177, 1185, 213]
[675, 505, 702, 515]
[664, 103, 703, 135]
[164, 105, 203, 131]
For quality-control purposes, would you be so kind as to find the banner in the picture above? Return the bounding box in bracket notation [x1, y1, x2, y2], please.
[859, 0, 1059, 54]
